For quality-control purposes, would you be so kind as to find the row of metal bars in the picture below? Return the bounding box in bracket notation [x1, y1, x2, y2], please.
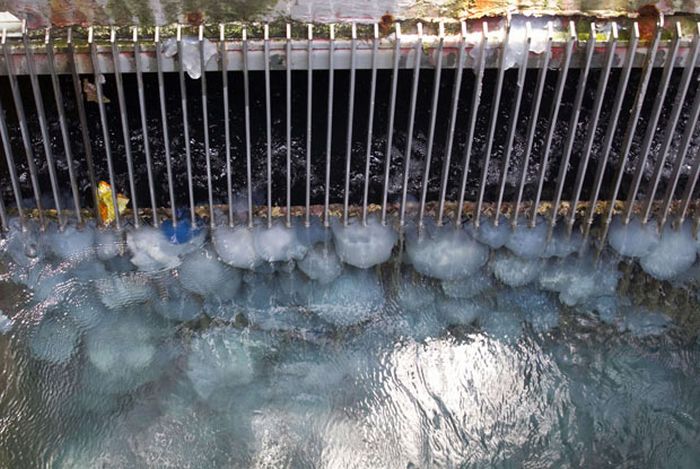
[1, 18, 700, 248]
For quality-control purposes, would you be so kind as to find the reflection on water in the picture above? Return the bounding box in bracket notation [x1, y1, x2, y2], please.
[0, 220, 699, 468]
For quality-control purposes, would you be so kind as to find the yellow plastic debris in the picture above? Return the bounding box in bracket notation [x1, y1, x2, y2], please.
[97, 181, 129, 224]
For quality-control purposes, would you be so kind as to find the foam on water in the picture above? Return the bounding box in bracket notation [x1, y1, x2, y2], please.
[309, 268, 384, 326]
[465, 216, 511, 248]
[640, 224, 696, 280]
[441, 269, 494, 299]
[2, 214, 700, 466]
[406, 223, 488, 280]
[254, 222, 307, 262]
[46, 224, 95, 261]
[505, 219, 548, 258]
[212, 225, 260, 269]
[332, 217, 398, 268]
[297, 242, 343, 284]
[179, 248, 242, 300]
[608, 217, 660, 258]
[490, 251, 542, 287]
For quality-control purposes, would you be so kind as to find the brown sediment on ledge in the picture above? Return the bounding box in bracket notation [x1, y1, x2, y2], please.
[4, 199, 699, 227]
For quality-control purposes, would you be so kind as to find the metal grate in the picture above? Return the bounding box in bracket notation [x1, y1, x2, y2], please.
[1, 16, 700, 246]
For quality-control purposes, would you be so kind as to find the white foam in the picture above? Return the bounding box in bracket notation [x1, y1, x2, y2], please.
[95, 229, 121, 261]
[490, 251, 541, 287]
[406, 224, 488, 281]
[505, 220, 548, 258]
[46, 224, 95, 261]
[331, 216, 397, 269]
[309, 269, 384, 326]
[212, 225, 260, 269]
[640, 224, 697, 280]
[441, 269, 493, 299]
[539, 256, 620, 306]
[254, 222, 308, 263]
[298, 243, 343, 284]
[179, 248, 242, 300]
[186, 328, 255, 400]
[127, 226, 203, 272]
[608, 217, 659, 258]
[465, 217, 511, 249]
[28, 309, 80, 364]
[542, 226, 583, 258]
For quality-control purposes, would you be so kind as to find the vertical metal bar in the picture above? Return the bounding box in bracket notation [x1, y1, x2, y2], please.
[199, 25, 215, 228]
[623, 19, 681, 224]
[494, 22, 532, 225]
[263, 24, 273, 228]
[437, 21, 466, 226]
[362, 23, 379, 227]
[243, 26, 253, 228]
[0, 184, 6, 231]
[530, 21, 575, 227]
[456, 22, 488, 227]
[3, 28, 44, 228]
[89, 27, 121, 229]
[0, 85, 25, 228]
[565, 22, 618, 232]
[305, 25, 313, 227]
[286, 24, 292, 228]
[512, 22, 552, 228]
[399, 23, 423, 227]
[46, 28, 82, 225]
[583, 22, 639, 236]
[662, 26, 700, 230]
[381, 23, 401, 225]
[677, 139, 700, 227]
[25, 27, 63, 227]
[176, 25, 196, 225]
[343, 23, 357, 226]
[67, 27, 99, 221]
[548, 22, 595, 232]
[134, 27, 158, 227]
[220, 24, 233, 227]
[474, 20, 510, 228]
[418, 22, 445, 227]
[599, 17, 662, 245]
[155, 27, 177, 226]
[111, 27, 139, 227]
[323, 24, 336, 227]
[642, 22, 698, 224]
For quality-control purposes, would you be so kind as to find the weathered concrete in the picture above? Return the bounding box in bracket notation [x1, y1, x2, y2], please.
[2, 0, 700, 28]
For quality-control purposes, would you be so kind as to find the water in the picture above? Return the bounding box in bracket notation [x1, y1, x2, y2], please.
[1, 217, 700, 467]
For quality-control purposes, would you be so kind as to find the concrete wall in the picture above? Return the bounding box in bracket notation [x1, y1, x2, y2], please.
[1, 0, 698, 28]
